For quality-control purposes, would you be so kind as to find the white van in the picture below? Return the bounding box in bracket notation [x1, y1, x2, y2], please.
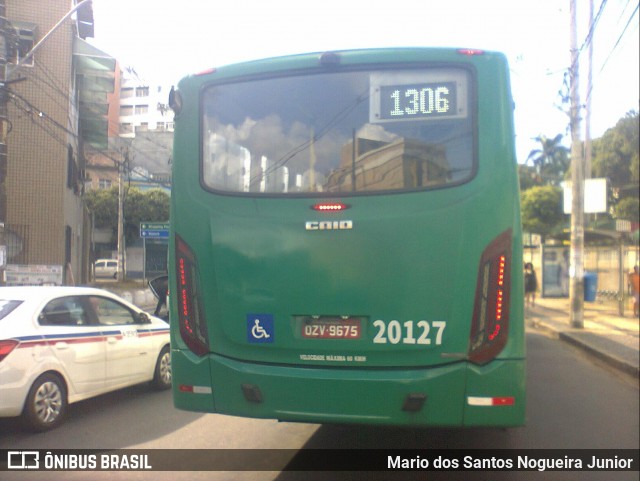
[94, 259, 118, 279]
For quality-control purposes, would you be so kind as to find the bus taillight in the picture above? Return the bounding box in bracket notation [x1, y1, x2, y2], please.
[457, 48, 485, 56]
[468, 230, 512, 365]
[175, 235, 209, 356]
[311, 202, 349, 211]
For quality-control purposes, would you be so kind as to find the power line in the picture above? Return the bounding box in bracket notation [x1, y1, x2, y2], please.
[565, 0, 608, 81]
[10, 85, 172, 187]
[8, 89, 75, 146]
[598, 3, 639, 75]
[584, 2, 639, 104]
[16, 57, 128, 159]
[579, 0, 608, 54]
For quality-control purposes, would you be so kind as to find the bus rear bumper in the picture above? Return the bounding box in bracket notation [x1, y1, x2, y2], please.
[172, 350, 525, 427]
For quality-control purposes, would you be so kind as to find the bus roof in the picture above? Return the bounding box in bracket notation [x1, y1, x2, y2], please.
[179, 47, 507, 87]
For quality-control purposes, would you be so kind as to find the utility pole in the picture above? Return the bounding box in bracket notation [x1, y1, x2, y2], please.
[0, 0, 9, 286]
[117, 154, 125, 282]
[569, 0, 585, 328]
[584, 0, 594, 180]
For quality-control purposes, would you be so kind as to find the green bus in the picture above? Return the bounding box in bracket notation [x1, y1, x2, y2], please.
[168, 48, 525, 427]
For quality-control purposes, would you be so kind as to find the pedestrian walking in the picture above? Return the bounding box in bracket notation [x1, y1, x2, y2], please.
[629, 266, 640, 317]
[524, 262, 538, 308]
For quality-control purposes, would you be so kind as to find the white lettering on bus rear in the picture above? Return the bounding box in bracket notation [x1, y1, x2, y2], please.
[305, 220, 353, 230]
[373, 320, 446, 345]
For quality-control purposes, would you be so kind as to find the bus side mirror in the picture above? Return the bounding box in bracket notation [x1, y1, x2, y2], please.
[169, 87, 182, 115]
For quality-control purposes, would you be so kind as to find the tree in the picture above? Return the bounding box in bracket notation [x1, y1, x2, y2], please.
[613, 197, 639, 222]
[592, 111, 639, 220]
[592, 111, 639, 185]
[526, 133, 570, 185]
[84, 187, 118, 229]
[85, 187, 170, 244]
[520, 185, 564, 239]
[518, 164, 542, 191]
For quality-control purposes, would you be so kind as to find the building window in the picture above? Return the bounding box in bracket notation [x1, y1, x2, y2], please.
[135, 105, 149, 115]
[67, 145, 81, 194]
[136, 123, 149, 133]
[120, 123, 134, 135]
[65, 226, 72, 266]
[120, 105, 134, 116]
[98, 179, 112, 189]
[136, 87, 149, 97]
[121, 88, 134, 98]
[9, 23, 37, 67]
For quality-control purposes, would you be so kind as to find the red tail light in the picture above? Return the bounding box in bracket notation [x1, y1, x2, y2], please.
[469, 230, 512, 364]
[311, 203, 349, 212]
[457, 48, 485, 56]
[195, 67, 217, 76]
[175, 235, 209, 356]
[0, 340, 19, 362]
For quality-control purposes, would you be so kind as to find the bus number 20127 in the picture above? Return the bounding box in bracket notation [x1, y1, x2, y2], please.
[372, 320, 446, 345]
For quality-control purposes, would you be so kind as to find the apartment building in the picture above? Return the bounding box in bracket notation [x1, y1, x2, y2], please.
[84, 71, 173, 193]
[119, 75, 174, 138]
[1, 0, 115, 285]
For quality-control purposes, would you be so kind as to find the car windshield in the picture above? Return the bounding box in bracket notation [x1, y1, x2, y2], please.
[0, 300, 23, 321]
[202, 67, 474, 195]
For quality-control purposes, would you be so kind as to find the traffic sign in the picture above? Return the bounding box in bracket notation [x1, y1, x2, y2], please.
[140, 222, 170, 238]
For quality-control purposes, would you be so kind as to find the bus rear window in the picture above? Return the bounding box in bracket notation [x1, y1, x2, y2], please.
[202, 68, 474, 195]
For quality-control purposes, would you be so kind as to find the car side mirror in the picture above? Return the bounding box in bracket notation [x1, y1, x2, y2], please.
[138, 312, 151, 324]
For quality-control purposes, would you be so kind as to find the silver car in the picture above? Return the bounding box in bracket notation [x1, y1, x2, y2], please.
[94, 259, 118, 279]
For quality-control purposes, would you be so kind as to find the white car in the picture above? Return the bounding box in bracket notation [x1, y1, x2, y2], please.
[94, 259, 118, 279]
[0, 286, 171, 431]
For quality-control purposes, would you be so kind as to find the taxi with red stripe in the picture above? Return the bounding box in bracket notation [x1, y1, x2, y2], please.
[0, 286, 170, 431]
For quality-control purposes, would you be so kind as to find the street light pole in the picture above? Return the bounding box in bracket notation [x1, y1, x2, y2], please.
[569, 0, 585, 328]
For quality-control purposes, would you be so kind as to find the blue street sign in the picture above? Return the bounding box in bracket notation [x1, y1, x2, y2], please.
[141, 230, 169, 238]
[140, 222, 170, 238]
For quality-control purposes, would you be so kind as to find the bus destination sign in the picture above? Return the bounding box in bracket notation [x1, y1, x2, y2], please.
[370, 69, 468, 123]
[379, 82, 457, 120]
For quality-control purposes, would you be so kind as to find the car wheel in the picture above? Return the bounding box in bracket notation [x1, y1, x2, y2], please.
[22, 373, 68, 432]
[152, 346, 171, 390]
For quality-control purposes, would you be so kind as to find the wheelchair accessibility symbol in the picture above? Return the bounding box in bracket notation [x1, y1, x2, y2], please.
[247, 314, 274, 343]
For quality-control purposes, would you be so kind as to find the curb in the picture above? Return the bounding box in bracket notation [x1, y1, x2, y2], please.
[530, 319, 639, 379]
[558, 331, 640, 379]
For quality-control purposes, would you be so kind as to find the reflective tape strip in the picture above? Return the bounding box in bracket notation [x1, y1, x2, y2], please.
[193, 386, 212, 394]
[467, 396, 493, 406]
[179, 384, 212, 394]
[468, 396, 514, 406]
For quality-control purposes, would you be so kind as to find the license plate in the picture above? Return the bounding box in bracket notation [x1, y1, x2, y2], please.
[300, 317, 361, 339]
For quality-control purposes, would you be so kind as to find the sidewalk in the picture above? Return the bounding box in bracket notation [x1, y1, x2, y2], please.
[527, 296, 639, 378]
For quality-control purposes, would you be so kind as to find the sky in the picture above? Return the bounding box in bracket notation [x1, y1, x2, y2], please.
[86, 0, 639, 164]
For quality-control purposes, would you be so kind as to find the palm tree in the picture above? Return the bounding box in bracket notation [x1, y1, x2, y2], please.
[526, 134, 570, 185]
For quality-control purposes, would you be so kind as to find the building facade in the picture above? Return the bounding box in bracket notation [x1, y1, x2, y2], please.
[2, 0, 114, 285]
[85, 72, 173, 194]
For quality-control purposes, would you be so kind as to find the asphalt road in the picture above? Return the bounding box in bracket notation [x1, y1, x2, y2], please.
[1, 331, 638, 481]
